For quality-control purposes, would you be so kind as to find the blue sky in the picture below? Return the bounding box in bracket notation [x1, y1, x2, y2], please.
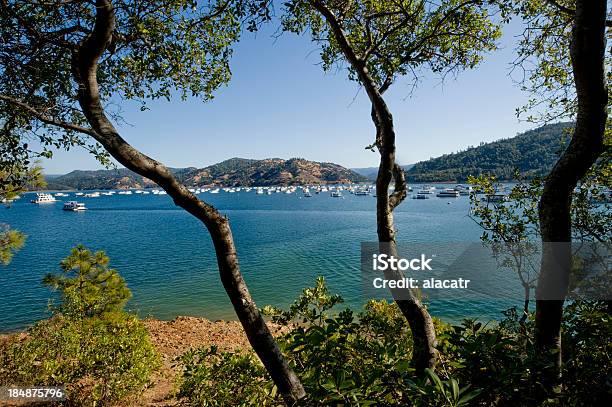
[42, 18, 535, 174]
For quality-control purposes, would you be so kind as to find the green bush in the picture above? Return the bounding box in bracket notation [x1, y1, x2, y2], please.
[0, 246, 159, 406]
[176, 345, 280, 406]
[177, 277, 476, 406]
[177, 278, 611, 406]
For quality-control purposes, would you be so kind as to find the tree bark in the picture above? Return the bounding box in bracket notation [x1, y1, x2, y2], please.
[69, 0, 305, 403]
[310, 0, 438, 372]
[535, 0, 607, 379]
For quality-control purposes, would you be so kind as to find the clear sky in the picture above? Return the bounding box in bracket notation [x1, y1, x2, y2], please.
[41, 18, 535, 174]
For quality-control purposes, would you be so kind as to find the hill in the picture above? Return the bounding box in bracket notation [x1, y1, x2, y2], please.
[45, 158, 368, 190]
[352, 164, 415, 180]
[184, 157, 367, 187]
[46, 168, 194, 190]
[405, 122, 573, 182]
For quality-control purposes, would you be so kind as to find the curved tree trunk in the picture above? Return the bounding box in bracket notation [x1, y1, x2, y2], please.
[69, 0, 305, 403]
[373, 107, 438, 372]
[535, 0, 607, 382]
[308, 0, 437, 372]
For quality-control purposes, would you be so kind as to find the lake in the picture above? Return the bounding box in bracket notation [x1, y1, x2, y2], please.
[0, 186, 524, 331]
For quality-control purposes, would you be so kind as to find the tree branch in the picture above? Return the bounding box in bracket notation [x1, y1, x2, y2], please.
[544, 0, 612, 27]
[0, 94, 98, 137]
[388, 163, 407, 210]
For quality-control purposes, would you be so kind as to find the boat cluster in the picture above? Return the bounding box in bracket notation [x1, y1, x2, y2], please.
[412, 185, 475, 200]
[25, 183, 517, 211]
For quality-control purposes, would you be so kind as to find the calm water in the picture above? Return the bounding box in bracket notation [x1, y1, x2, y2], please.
[0, 187, 523, 331]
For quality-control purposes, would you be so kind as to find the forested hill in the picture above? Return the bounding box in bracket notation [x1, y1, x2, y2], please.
[45, 158, 367, 190]
[405, 122, 573, 182]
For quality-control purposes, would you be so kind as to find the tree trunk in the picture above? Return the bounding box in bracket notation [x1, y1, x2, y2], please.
[308, 0, 438, 372]
[535, 0, 607, 381]
[374, 108, 438, 372]
[69, 1, 305, 403]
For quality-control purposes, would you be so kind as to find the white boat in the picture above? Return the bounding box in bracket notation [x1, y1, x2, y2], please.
[454, 185, 473, 195]
[31, 193, 57, 204]
[354, 188, 369, 196]
[256, 188, 264, 195]
[436, 189, 460, 198]
[418, 186, 436, 194]
[54, 192, 69, 197]
[303, 189, 312, 197]
[210, 188, 220, 194]
[413, 193, 430, 199]
[62, 201, 87, 211]
[331, 191, 343, 198]
[84, 192, 100, 198]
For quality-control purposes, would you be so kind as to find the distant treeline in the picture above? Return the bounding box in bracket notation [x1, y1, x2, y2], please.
[406, 122, 573, 182]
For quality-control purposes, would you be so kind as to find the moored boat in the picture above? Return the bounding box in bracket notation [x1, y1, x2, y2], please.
[31, 193, 57, 204]
[62, 201, 87, 211]
[436, 189, 460, 198]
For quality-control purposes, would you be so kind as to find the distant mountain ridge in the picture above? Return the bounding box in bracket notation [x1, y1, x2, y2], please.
[352, 164, 415, 180]
[405, 122, 574, 182]
[45, 158, 368, 190]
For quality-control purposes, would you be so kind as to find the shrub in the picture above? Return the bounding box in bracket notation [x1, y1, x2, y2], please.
[177, 278, 611, 406]
[0, 246, 159, 406]
[177, 277, 475, 406]
[176, 346, 280, 406]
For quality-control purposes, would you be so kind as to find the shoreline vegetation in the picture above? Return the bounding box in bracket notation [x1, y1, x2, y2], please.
[1, 316, 284, 406]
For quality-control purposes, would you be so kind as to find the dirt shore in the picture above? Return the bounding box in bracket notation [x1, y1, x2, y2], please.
[136, 317, 286, 406]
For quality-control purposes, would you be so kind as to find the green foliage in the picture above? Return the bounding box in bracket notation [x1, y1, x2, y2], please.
[1, 314, 158, 406]
[0, 163, 45, 265]
[498, 0, 612, 123]
[178, 279, 611, 406]
[282, 0, 500, 90]
[0, 226, 25, 265]
[0, 246, 159, 405]
[559, 301, 612, 405]
[177, 346, 280, 406]
[180, 278, 476, 406]
[439, 302, 612, 406]
[0, 0, 270, 180]
[0, 163, 46, 202]
[407, 122, 573, 182]
[43, 245, 132, 318]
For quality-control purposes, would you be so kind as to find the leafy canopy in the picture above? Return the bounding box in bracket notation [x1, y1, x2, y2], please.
[498, 0, 612, 122]
[0, 0, 269, 187]
[282, 0, 501, 91]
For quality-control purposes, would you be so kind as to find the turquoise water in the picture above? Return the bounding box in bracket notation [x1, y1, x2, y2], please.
[0, 187, 521, 331]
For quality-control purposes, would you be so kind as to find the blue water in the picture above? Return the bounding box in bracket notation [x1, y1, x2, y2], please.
[0, 187, 523, 331]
